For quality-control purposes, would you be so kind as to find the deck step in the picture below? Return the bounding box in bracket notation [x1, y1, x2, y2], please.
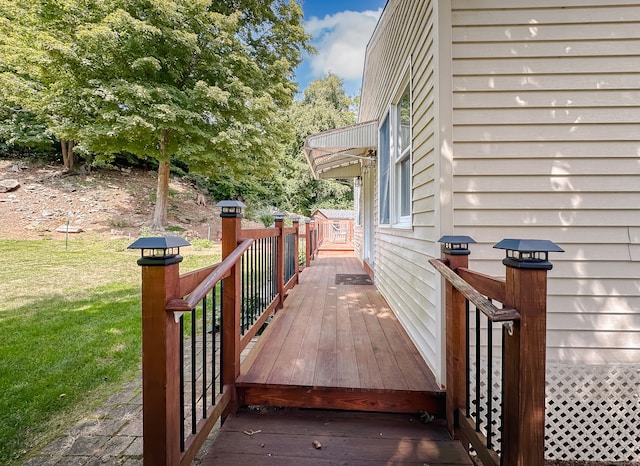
[202, 408, 471, 465]
[238, 384, 445, 416]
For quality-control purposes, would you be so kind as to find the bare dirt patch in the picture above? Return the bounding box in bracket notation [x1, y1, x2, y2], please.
[0, 159, 235, 241]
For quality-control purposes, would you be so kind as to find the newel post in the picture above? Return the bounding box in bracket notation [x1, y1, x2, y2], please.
[495, 239, 564, 466]
[292, 215, 300, 283]
[274, 211, 286, 308]
[217, 200, 245, 414]
[438, 236, 476, 440]
[128, 237, 190, 466]
[310, 220, 317, 259]
[305, 218, 311, 268]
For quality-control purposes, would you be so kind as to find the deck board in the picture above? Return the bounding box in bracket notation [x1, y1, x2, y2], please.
[238, 255, 442, 413]
[202, 408, 472, 465]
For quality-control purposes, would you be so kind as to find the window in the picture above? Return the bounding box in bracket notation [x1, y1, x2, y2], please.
[378, 82, 412, 227]
[379, 115, 390, 225]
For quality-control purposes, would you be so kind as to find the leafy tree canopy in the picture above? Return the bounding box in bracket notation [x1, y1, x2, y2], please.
[273, 73, 357, 215]
[0, 0, 311, 228]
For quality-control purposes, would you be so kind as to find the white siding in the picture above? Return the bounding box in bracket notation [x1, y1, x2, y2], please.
[360, 0, 446, 380]
[451, 0, 640, 363]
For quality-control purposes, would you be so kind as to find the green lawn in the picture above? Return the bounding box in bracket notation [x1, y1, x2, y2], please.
[0, 238, 221, 464]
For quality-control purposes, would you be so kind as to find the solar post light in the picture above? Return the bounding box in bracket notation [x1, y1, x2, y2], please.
[493, 239, 565, 270]
[437, 235, 477, 256]
[127, 236, 190, 266]
[216, 200, 246, 218]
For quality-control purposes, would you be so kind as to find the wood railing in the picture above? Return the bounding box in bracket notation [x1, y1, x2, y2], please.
[314, 218, 354, 247]
[305, 219, 319, 266]
[430, 241, 557, 466]
[134, 206, 302, 466]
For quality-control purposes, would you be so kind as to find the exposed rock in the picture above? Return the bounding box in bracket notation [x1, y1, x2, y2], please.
[0, 179, 20, 192]
[56, 224, 83, 233]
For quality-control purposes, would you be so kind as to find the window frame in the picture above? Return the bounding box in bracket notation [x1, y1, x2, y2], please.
[378, 68, 412, 229]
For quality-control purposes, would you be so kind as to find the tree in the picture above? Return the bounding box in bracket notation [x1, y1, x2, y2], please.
[0, 0, 310, 229]
[273, 73, 356, 215]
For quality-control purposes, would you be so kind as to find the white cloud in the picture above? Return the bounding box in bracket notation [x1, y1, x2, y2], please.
[305, 9, 382, 82]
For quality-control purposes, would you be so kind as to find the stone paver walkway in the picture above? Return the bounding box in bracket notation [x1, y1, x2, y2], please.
[24, 376, 144, 466]
[23, 337, 259, 465]
[24, 374, 218, 466]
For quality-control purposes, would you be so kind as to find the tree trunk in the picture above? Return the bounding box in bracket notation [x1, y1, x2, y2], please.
[61, 140, 75, 170]
[152, 129, 171, 230]
[152, 161, 170, 230]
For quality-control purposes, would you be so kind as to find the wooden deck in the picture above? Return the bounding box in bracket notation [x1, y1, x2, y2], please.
[203, 408, 472, 465]
[236, 254, 444, 415]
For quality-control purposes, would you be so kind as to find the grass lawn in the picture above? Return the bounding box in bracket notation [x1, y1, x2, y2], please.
[0, 237, 221, 464]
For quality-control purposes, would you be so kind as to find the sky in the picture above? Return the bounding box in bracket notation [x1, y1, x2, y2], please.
[295, 0, 387, 98]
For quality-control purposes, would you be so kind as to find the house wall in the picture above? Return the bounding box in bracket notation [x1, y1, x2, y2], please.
[450, 0, 640, 363]
[360, 0, 448, 381]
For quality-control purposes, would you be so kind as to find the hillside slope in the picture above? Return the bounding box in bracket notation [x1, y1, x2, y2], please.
[0, 159, 231, 241]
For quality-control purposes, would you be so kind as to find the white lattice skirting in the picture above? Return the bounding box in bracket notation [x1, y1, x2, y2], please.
[469, 361, 640, 462]
[546, 363, 640, 462]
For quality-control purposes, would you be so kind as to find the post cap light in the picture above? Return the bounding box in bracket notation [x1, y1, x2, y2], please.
[273, 211, 287, 222]
[493, 238, 564, 270]
[128, 236, 190, 266]
[305, 218, 311, 224]
[291, 215, 300, 223]
[437, 235, 476, 255]
[216, 200, 246, 218]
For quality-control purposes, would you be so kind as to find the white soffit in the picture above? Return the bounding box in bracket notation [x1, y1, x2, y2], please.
[304, 120, 378, 180]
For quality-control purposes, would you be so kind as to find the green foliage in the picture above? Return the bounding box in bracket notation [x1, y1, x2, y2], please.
[269, 73, 356, 215]
[165, 225, 187, 232]
[259, 212, 275, 227]
[0, 0, 311, 226]
[0, 106, 55, 152]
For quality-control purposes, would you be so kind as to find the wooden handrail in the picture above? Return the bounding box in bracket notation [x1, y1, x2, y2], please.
[429, 258, 520, 322]
[457, 267, 506, 304]
[167, 239, 254, 311]
[178, 263, 220, 297]
[240, 228, 279, 240]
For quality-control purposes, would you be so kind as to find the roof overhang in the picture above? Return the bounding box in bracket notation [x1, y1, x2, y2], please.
[304, 120, 377, 180]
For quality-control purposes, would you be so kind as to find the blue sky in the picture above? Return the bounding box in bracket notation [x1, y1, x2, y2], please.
[296, 0, 387, 97]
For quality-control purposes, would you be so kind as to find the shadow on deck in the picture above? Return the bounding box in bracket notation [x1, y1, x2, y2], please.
[237, 254, 444, 415]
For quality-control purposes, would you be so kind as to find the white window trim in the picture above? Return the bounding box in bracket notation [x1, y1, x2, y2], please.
[379, 62, 412, 229]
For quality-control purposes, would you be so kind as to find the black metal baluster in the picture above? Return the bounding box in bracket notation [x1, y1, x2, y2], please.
[475, 303, 481, 432]
[211, 286, 216, 401]
[219, 281, 224, 395]
[202, 296, 207, 418]
[179, 316, 185, 452]
[271, 237, 276, 299]
[191, 311, 196, 435]
[258, 239, 266, 316]
[241, 250, 246, 332]
[465, 299, 470, 417]
[252, 241, 257, 325]
[487, 315, 494, 449]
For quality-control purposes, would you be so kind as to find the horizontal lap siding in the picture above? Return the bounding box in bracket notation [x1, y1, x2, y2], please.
[361, 0, 443, 378]
[451, 0, 640, 363]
